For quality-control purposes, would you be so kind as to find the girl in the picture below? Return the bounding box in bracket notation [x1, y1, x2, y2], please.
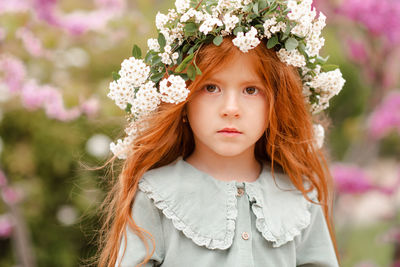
[98, 0, 344, 266]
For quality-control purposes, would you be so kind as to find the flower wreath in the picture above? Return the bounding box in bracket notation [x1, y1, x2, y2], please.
[107, 0, 346, 159]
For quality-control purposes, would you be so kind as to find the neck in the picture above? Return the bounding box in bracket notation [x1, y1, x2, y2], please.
[184, 150, 263, 183]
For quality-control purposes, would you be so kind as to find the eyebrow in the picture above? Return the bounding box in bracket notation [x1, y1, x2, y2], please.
[204, 77, 265, 87]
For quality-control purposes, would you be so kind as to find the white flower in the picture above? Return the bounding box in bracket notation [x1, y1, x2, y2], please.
[223, 13, 239, 34]
[307, 69, 346, 114]
[119, 57, 150, 87]
[263, 17, 277, 38]
[287, 0, 314, 22]
[167, 8, 178, 21]
[313, 124, 325, 149]
[180, 8, 205, 23]
[216, 0, 243, 13]
[172, 52, 179, 64]
[165, 23, 185, 46]
[306, 35, 325, 57]
[159, 52, 172, 65]
[199, 14, 223, 35]
[232, 26, 261, 53]
[110, 134, 135, 159]
[304, 13, 326, 56]
[269, 21, 286, 34]
[107, 79, 135, 110]
[131, 81, 161, 116]
[277, 48, 306, 67]
[159, 75, 190, 104]
[147, 38, 160, 52]
[164, 45, 172, 53]
[175, 0, 190, 14]
[156, 12, 169, 30]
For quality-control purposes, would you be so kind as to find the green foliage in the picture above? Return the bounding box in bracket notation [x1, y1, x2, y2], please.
[132, 44, 142, 59]
[175, 53, 194, 72]
[213, 35, 223, 46]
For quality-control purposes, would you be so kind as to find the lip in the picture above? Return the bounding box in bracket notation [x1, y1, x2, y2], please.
[217, 127, 242, 134]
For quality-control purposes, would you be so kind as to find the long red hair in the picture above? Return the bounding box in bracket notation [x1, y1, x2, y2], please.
[96, 36, 339, 266]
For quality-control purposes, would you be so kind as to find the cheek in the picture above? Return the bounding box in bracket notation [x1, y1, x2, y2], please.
[186, 98, 211, 130]
[250, 97, 268, 128]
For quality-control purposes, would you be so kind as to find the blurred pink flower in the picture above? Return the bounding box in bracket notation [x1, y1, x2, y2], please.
[60, 10, 115, 35]
[0, 215, 13, 239]
[21, 80, 81, 121]
[0, 0, 30, 14]
[346, 38, 368, 64]
[32, 0, 124, 36]
[368, 91, 400, 139]
[331, 163, 399, 195]
[1, 187, 20, 205]
[338, 0, 400, 45]
[1, 56, 99, 121]
[0, 55, 26, 92]
[331, 163, 374, 194]
[80, 97, 100, 118]
[15, 28, 49, 58]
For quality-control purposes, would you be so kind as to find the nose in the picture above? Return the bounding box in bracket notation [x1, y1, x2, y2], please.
[220, 91, 240, 118]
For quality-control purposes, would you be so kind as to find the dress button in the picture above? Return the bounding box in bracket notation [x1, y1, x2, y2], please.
[241, 232, 250, 240]
[237, 188, 244, 197]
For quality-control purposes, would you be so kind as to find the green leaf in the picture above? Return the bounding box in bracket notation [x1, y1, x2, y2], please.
[150, 72, 164, 83]
[316, 55, 330, 64]
[132, 44, 142, 59]
[213, 35, 223, 46]
[259, 0, 267, 10]
[158, 33, 166, 49]
[124, 103, 132, 113]
[285, 37, 298, 51]
[175, 72, 189, 81]
[233, 26, 244, 36]
[321, 64, 339, 72]
[176, 52, 184, 65]
[182, 43, 191, 54]
[267, 35, 278, 49]
[193, 60, 202, 75]
[254, 24, 264, 30]
[184, 22, 197, 33]
[297, 41, 307, 55]
[252, 2, 259, 14]
[188, 42, 201, 54]
[112, 71, 120, 81]
[281, 24, 292, 41]
[187, 64, 196, 81]
[151, 55, 162, 65]
[175, 54, 194, 72]
[267, 1, 278, 13]
[144, 52, 153, 64]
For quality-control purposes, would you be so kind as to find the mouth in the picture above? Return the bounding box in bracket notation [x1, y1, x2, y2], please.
[217, 128, 242, 134]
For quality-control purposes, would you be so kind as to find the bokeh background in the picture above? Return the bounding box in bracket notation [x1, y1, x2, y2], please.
[0, 0, 399, 266]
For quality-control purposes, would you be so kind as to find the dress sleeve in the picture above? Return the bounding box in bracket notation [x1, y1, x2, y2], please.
[115, 190, 165, 267]
[295, 201, 339, 267]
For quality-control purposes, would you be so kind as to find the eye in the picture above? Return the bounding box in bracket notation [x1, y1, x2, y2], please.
[244, 87, 259, 95]
[203, 84, 220, 93]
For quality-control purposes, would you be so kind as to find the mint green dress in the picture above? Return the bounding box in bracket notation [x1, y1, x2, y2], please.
[116, 156, 339, 267]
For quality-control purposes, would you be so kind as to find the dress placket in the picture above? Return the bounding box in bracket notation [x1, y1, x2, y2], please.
[234, 181, 255, 267]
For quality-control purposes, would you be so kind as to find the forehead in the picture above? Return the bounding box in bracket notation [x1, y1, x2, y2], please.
[205, 52, 264, 83]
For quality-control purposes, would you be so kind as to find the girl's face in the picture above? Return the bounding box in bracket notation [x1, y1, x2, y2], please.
[186, 52, 268, 159]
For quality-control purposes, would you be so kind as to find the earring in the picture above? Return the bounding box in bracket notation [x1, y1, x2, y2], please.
[182, 116, 187, 123]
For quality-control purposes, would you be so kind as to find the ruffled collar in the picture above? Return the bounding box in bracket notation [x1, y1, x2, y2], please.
[138, 156, 317, 250]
